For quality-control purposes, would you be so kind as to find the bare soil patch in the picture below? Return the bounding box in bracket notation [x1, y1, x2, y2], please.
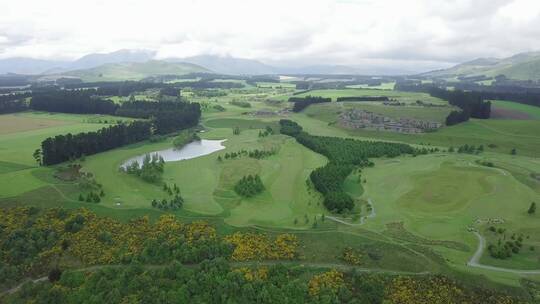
[0, 114, 72, 135]
[490, 107, 532, 120]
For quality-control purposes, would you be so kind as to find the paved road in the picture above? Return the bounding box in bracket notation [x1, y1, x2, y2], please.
[468, 231, 540, 274]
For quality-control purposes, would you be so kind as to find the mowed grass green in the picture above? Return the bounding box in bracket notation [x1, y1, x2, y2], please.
[360, 153, 540, 271]
[221, 135, 327, 228]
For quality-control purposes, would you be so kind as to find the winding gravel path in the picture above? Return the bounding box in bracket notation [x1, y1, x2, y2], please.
[467, 231, 540, 274]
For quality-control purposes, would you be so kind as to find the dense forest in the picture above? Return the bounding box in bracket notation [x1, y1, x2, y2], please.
[31, 90, 117, 114]
[115, 100, 201, 134]
[288, 96, 331, 112]
[427, 88, 491, 125]
[32, 92, 201, 165]
[64, 81, 162, 96]
[0, 92, 31, 114]
[394, 83, 493, 125]
[40, 121, 152, 165]
[280, 120, 417, 213]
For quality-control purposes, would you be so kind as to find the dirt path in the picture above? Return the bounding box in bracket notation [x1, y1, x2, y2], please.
[467, 162, 508, 176]
[324, 198, 376, 226]
[467, 231, 540, 274]
[1, 260, 429, 297]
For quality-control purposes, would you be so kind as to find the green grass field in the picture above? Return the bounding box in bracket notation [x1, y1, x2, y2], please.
[295, 88, 448, 104]
[2, 86, 540, 289]
[491, 100, 540, 120]
[346, 82, 396, 90]
[294, 108, 540, 157]
[0, 112, 129, 198]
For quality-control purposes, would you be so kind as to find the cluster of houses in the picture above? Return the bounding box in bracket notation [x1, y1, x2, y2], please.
[338, 109, 442, 133]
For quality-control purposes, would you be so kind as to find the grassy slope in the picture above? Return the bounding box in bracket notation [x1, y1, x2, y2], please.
[490, 59, 540, 80]
[361, 153, 540, 271]
[425, 53, 540, 80]
[491, 100, 540, 120]
[65, 60, 209, 82]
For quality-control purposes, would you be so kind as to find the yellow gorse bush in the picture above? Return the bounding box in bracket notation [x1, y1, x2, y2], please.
[308, 269, 344, 296]
[224, 232, 299, 261]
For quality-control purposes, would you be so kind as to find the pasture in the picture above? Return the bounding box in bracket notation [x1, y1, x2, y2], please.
[490, 100, 540, 120]
[0, 113, 72, 135]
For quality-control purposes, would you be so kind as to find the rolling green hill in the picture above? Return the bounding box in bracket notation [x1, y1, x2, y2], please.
[425, 51, 540, 80]
[62, 60, 211, 82]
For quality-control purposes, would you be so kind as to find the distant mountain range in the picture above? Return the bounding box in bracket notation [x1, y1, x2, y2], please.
[0, 50, 155, 75]
[168, 55, 276, 75]
[61, 60, 210, 82]
[423, 51, 540, 80]
[0, 49, 439, 79]
[2, 49, 540, 80]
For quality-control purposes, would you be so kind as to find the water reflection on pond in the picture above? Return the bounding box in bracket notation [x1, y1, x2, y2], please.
[121, 139, 226, 168]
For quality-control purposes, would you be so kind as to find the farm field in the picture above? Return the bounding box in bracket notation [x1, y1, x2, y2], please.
[1, 86, 540, 295]
[490, 100, 540, 120]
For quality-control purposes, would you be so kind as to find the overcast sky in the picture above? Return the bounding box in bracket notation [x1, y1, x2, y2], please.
[1, 0, 540, 70]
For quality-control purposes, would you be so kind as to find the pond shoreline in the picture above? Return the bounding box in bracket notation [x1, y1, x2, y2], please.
[121, 139, 226, 168]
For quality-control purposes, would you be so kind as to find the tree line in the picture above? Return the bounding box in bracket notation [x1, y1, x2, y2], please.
[40, 121, 152, 165]
[115, 100, 201, 134]
[336, 96, 389, 102]
[64, 81, 163, 96]
[394, 83, 492, 125]
[288, 95, 331, 112]
[31, 90, 117, 114]
[280, 119, 417, 213]
[0, 92, 31, 114]
[428, 87, 491, 125]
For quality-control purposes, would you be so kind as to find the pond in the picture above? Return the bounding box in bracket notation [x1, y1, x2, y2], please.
[121, 139, 226, 168]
